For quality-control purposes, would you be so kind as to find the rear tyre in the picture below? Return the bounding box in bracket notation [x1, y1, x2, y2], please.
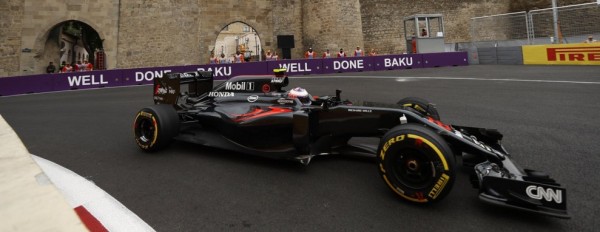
[397, 97, 440, 120]
[377, 124, 455, 204]
[133, 104, 180, 152]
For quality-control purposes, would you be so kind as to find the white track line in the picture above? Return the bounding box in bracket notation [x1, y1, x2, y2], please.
[32, 155, 155, 232]
[294, 75, 600, 85]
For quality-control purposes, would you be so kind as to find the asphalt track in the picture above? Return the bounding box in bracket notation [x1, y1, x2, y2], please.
[1, 65, 600, 231]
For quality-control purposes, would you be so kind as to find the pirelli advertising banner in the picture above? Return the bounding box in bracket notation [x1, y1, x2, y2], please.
[522, 43, 600, 65]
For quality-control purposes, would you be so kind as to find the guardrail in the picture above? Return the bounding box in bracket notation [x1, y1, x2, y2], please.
[0, 52, 468, 96]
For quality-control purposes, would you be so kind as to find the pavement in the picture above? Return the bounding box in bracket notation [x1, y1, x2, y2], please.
[1, 65, 600, 231]
[0, 115, 86, 232]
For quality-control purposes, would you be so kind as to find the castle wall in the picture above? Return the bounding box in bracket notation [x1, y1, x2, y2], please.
[0, 0, 24, 77]
[14, 0, 119, 76]
[272, 0, 305, 59]
[196, 0, 276, 66]
[3, 0, 568, 77]
[360, 0, 511, 55]
[302, 0, 364, 55]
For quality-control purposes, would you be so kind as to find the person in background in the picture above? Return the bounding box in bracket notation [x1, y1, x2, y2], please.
[61, 63, 73, 73]
[368, 48, 377, 56]
[218, 53, 229, 63]
[421, 28, 428, 37]
[84, 60, 94, 71]
[265, 49, 274, 61]
[584, 35, 597, 43]
[354, 46, 363, 57]
[72, 62, 79, 72]
[305, 47, 316, 59]
[271, 51, 279, 61]
[322, 49, 331, 58]
[58, 61, 66, 73]
[234, 51, 244, 63]
[337, 48, 346, 58]
[209, 52, 219, 64]
[46, 61, 56, 74]
[77, 61, 86, 72]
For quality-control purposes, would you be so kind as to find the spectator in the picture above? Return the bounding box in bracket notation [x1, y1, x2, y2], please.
[305, 47, 316, 59]
[84, 60, 94, 71]
[322, 49, 331, 58]
[265, 49, 274, 61]
[354, 46, 363, 57]
[72, 62, 79, 72]
[218, 53, 230, 64]
[584, 35, 597, 43]
[209, 52, 219, 64]
[58, 61, 66, 73]
[421, 28, 428, 37]
[61, 63, 73, 73]
[46, 62, 56, 74]
[77, 61, 85, 72]
[234, 51, 244, 63]
[368, 48, 377, 56]
[272, 51, 279, 61]
[337, 48, 347, 58]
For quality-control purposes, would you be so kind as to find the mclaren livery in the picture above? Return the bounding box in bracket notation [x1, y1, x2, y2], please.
[133, 69, 569, 218]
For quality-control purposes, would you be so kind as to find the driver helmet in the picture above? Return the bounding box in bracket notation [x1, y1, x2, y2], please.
[287, 87, 312, 105]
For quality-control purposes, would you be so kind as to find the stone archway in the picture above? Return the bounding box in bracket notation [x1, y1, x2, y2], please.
[37, 20, 104, 72]
[212, 22, 264, 63]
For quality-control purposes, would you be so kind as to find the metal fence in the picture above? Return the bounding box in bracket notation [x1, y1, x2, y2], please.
[470, 2, 600, 46]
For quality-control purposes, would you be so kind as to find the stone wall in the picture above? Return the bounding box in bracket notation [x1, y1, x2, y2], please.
[302, 0, 364, 55]
[0, 0, 23, 77]
[272, 0, 305, 58]
[11, 0, 119, 76]
[360, 0, 511, 55]
[117, 0, 200, 68]
[196, 0, 275, 66]
[510, 0, 592, 11]
[8, 0, 593, 77]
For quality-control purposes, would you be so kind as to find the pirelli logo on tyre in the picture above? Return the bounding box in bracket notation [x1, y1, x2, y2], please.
[428, 173, 450, 199]
[377, 129, 455, 204]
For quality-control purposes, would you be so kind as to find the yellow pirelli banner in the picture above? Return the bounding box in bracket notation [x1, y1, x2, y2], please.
[522, 43, 600, 65]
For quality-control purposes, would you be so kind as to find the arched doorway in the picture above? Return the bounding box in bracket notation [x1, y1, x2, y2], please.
[213, 22, 262, 63]
[43, 20, 104, 71]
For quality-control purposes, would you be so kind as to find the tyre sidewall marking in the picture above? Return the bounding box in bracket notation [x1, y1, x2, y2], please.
[134, 111, 158, 149]
[406, 134, 448, 171]
[379, 132, 451, 202]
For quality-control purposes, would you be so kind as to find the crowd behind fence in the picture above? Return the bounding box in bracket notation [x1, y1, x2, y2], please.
[470, 2, 600, 47]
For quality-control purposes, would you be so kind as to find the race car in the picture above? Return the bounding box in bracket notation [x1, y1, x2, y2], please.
[133, 69, 569, 218]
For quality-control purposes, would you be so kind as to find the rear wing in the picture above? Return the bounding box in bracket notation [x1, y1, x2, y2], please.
[153, 71, 213, 105]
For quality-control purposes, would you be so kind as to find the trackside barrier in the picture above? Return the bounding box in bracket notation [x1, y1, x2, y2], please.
[522, 43, 600, 65]
[0, 52, 468, 96]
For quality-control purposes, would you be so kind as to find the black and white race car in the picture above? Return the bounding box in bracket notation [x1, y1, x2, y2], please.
[133, 69, 568, 218]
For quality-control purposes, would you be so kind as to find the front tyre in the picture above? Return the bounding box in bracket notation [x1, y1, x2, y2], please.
[377, 124, 455, 204]
[133, 105, 180, 152]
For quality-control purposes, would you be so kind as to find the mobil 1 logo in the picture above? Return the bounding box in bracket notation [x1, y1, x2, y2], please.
[225, 82, 255, 91]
